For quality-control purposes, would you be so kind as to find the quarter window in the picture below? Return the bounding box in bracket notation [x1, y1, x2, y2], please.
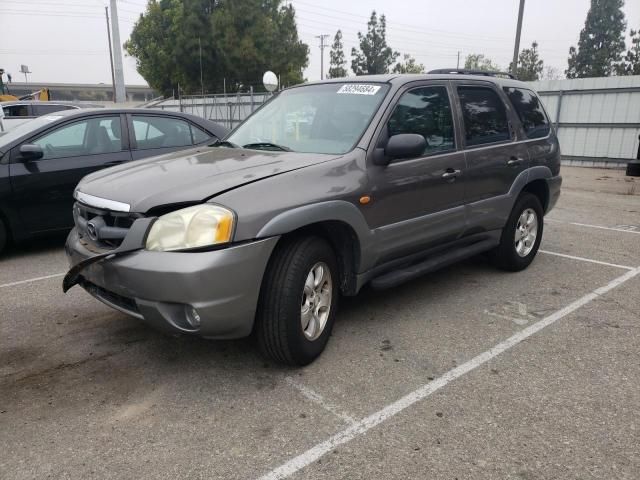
[457, 86, 510, 147]
[31, 116, 122, 160]
[387, 86, 455, 155]
[504, 87, 550, 139]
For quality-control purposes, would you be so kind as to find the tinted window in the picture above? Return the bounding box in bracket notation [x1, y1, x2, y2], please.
[387, 86, 455, 155]
[504, 88, 550, 139]
[3, 105, 30, 117]
[191, 125, 211, 144]
[457, 86, 510, 147]
[132, 116, 193, 150]
[33, 104, 76, 115]
[31, 116, 122, 160]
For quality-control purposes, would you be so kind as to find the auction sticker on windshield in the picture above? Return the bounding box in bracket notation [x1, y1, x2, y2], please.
[337, 84, 381, 95]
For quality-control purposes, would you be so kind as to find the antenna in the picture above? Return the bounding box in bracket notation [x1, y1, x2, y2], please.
[315, 34, 330, 80]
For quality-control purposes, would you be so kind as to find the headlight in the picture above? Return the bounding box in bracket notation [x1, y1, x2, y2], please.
[145, 204, 234, 252]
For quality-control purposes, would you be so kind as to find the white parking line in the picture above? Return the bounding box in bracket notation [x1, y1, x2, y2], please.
[546, 218, 640, 235]
[257, 265, 640, 480]
[539, 250, 634, 270]
[284, 377, 357, 426]
[0, 273, 65, 289]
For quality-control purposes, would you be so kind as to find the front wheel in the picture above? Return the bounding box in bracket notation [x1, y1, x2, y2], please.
[491, 192, 544, 271]
[255, 236, 339, 366]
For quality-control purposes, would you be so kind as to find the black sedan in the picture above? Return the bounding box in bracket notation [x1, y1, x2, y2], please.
[0, 108, 228, 253]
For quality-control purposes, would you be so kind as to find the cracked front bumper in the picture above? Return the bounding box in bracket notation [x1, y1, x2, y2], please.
[65, 228, 279, 339]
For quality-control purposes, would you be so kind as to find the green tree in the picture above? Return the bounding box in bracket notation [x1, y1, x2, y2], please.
[125, 0, 309, 95]
[509, 41, 544, 81]
[393, 54, 425, 74]
[616, 29, 640, 75]
[464, 53, 501, 72]
[351, 11, 399, 75]
[566, 0, 626, 78]
[328, 30, 348, 78]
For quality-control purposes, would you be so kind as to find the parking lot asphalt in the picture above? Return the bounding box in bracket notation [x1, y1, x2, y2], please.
[1, 167, 639, 479]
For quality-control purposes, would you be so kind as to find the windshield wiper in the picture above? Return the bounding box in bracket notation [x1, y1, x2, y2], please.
[242, 142, 292, 152]
[211, 139, 240, 148]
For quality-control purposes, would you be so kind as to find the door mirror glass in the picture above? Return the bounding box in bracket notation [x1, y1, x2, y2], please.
[19, 144, 44, 161]
[385, 133, 426, 160]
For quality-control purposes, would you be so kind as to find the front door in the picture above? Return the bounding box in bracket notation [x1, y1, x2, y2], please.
[365, 82, 467, 264]
[9, 114, 131, 233]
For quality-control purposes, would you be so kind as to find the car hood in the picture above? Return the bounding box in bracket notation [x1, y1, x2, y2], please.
[76, 146, 341, 213]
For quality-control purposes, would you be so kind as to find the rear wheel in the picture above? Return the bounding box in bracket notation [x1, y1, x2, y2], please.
[491, 192, 544, 271]
[255, 236, 339, 366]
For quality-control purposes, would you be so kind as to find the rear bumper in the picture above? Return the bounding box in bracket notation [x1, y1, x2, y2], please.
[65, 228, 279, 339]
[546, 175, 562, 213]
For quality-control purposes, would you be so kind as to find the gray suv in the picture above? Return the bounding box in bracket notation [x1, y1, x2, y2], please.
[64, 71, 562, 365]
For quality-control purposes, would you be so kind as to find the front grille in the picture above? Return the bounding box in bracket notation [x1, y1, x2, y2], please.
[74, 201, 141, 249]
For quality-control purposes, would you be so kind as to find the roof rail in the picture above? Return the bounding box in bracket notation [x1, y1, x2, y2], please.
[428, 69, 517, 80]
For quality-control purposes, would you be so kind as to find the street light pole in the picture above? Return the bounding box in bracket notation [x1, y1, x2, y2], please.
[511, 0, 525, 77]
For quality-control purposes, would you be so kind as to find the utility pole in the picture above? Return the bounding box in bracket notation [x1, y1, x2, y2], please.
[110, 0, 127, 103]
[316, 34, 330, 80]
[511, 0, 525, 77]
[105, 6, 116, 103]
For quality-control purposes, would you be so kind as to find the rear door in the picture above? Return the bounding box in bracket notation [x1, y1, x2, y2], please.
[365, 81, 467, 262]
[8, 114, 131, 233]
[453, 81, 529, 232]
[128, 114, 214, 160]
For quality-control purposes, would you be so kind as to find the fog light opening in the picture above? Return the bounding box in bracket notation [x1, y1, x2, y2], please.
[186, 306, 201, 329]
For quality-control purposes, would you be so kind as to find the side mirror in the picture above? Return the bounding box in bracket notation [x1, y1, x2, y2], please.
[19, 144, 44, 161]
[384, 134, 426, 161]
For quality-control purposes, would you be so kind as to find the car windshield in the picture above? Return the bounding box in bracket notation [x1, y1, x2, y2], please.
[226, 82, 389, 155]
[0, 115, 63, 148]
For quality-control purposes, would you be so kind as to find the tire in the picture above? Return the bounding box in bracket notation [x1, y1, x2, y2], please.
[0, 218, 7, 255]
[491, 192, 544, 272]
[255, 236, 339, 366]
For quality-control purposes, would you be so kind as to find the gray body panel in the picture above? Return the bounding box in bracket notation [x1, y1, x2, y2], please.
[65, 73, 562, 339]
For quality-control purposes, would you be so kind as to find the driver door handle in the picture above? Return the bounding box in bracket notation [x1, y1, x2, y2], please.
[507, 157, 524, 166]
[442, 169, 461, 180]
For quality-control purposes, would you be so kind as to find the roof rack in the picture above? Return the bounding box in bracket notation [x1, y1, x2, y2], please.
[428, 69, 517, 80]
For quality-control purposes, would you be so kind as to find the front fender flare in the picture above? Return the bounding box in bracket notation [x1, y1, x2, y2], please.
[256, 200, 376, 272]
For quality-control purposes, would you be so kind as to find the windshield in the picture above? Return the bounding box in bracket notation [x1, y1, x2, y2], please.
[0, 115, 63, 148]
[227, 82, 389, 155]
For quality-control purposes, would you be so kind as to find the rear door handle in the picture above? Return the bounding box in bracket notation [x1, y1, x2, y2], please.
[442, 169, 461, 180]
[104, 160, 124, 167]
[507, 157, 524, 166]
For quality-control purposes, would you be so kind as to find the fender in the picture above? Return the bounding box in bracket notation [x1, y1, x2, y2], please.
[508, 165, 553, 197]
[256, 200, 377, 272]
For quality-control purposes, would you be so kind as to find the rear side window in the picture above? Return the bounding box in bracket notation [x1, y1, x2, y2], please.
[457, 86, 510, 147]
[387, 86, 455, 155]
[33, 104, 76, 115]
[3, 105, 30, 117]
[132, 116, 193, 150]
[504, 88, 550, 139]
[191, 125, 211, 144]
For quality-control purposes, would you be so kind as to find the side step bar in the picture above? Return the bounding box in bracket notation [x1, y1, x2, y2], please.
[370, 238, 497, 290]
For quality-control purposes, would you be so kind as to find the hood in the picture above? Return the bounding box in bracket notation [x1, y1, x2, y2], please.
[76, 146, 340, 213]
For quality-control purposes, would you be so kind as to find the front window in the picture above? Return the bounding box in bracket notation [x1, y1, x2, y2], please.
[226, 82, 390, 155]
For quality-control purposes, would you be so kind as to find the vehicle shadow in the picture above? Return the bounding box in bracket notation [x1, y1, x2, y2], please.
[1, 233, 68, 260]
